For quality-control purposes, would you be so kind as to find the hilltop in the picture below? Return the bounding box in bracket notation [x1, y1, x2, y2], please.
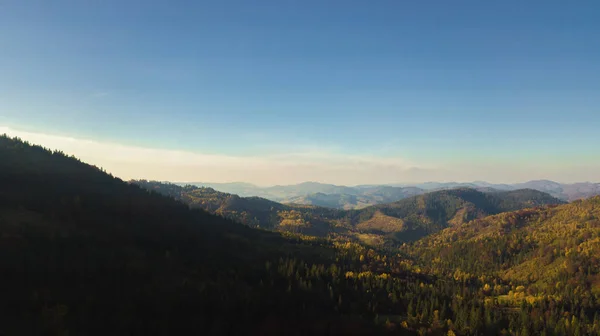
[182, 180, 600, 209]
[346, 188, 565, 243]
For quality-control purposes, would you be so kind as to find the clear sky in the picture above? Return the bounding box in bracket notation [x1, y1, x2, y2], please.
[1, 0, 599, 185]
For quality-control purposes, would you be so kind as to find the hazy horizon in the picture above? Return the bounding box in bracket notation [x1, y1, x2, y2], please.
[172, 180, 597, 188]
[2, 126, 598, 186]
[2, 1, 599, 185]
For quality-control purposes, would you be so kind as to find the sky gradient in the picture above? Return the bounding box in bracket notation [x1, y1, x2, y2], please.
[1, 0, 599, 185]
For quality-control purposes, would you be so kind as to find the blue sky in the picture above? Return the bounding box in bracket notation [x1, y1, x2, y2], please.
[1, 0, 599, 184]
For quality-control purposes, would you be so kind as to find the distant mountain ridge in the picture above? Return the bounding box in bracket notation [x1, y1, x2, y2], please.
[181, 180, 600, 209]
[136, 181, 565, 244]
[284, 186, 424, 210]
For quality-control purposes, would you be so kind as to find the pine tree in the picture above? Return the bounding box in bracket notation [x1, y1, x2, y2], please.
[407, 299, 415, 318]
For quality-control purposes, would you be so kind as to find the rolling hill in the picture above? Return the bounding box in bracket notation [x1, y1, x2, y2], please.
[409, 196, 600, 293]
[345, 188, 566, 243]
[284, 186, 424, 209]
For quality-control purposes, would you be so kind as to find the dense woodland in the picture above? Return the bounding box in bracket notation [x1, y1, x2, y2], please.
[2, 135, 600, 335]
[133, 180, 564, 244]
[132, 180, 343, 236]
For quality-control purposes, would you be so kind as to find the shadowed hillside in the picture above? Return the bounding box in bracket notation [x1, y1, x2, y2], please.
[0, 135, 386, 335]
[132, 180, 340, 236]
[2, 135, 599, 335]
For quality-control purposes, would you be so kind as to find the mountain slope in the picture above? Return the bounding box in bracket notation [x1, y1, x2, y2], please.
[135, 181, 564, 245]
[133, 180, 340, 236]
[0, 136, 388, 335]
[347, 188, 565, 242]
[409, 197, 600, 293]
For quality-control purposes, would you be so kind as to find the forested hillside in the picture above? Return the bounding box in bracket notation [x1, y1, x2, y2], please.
[3, 135, 599, 335]
[132, 180, 341, 236]
[134, 181, 565, 246]
[342, 188, 564, 244]
[405, 197, 600, 335]
[410, 197, 600, 290]
[0, 136, 340, 334]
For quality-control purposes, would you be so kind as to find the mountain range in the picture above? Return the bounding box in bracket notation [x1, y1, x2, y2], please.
[135, 180, 565, 244]
[180, 180, 600, 209]
[3, 134, 600, 335]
